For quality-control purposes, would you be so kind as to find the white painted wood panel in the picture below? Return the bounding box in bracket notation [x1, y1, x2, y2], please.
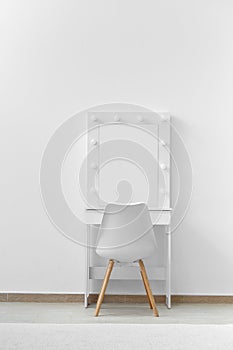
[89, 266, 166, 280]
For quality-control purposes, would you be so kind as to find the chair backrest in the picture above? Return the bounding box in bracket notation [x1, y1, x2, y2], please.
[96, 203, 157, 263]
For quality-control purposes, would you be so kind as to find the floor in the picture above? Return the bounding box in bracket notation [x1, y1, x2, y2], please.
[0, 302, 233, 324]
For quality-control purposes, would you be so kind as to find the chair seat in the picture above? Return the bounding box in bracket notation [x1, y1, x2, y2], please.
[96, 240, 156, 263]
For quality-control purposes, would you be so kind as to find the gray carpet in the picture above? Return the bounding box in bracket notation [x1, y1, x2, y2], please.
[0, 323, 233, 350]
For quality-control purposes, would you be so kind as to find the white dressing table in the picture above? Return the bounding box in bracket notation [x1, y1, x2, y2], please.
[84, 110, 172, 308]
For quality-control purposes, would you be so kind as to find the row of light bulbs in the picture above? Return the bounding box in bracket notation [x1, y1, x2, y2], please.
[90, 114, 169, 122]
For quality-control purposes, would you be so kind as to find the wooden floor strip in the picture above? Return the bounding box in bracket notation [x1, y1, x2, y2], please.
[0, 293, 233, 303]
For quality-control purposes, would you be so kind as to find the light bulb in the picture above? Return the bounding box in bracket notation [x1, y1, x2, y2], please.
[90, 187, 96, 193]
[161, 115, 168, 122]
[160, 163, 167, 170]
[90, 139, 97, 146]
[160, 140, 166, 146]
[91, 162, 97, 169]
[137, 115, 144, 122]
[91, 115, 97, 122]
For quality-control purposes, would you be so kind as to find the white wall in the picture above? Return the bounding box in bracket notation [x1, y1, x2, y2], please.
[1, 0, 233, 294]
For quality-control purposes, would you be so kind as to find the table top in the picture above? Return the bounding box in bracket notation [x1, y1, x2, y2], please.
[85, 208, 172, 211]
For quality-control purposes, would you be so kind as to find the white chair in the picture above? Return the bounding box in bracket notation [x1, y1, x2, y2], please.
[95, 203, 159, 317]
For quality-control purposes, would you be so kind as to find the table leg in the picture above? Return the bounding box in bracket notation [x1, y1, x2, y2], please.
[166, 225, 171, 309]
[84, 224, 90, 308]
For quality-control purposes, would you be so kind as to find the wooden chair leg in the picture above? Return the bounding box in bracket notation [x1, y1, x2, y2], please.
[95, 259, 114, 317]
[140, 270, 153, 309]
[138, 259, 159, 317]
